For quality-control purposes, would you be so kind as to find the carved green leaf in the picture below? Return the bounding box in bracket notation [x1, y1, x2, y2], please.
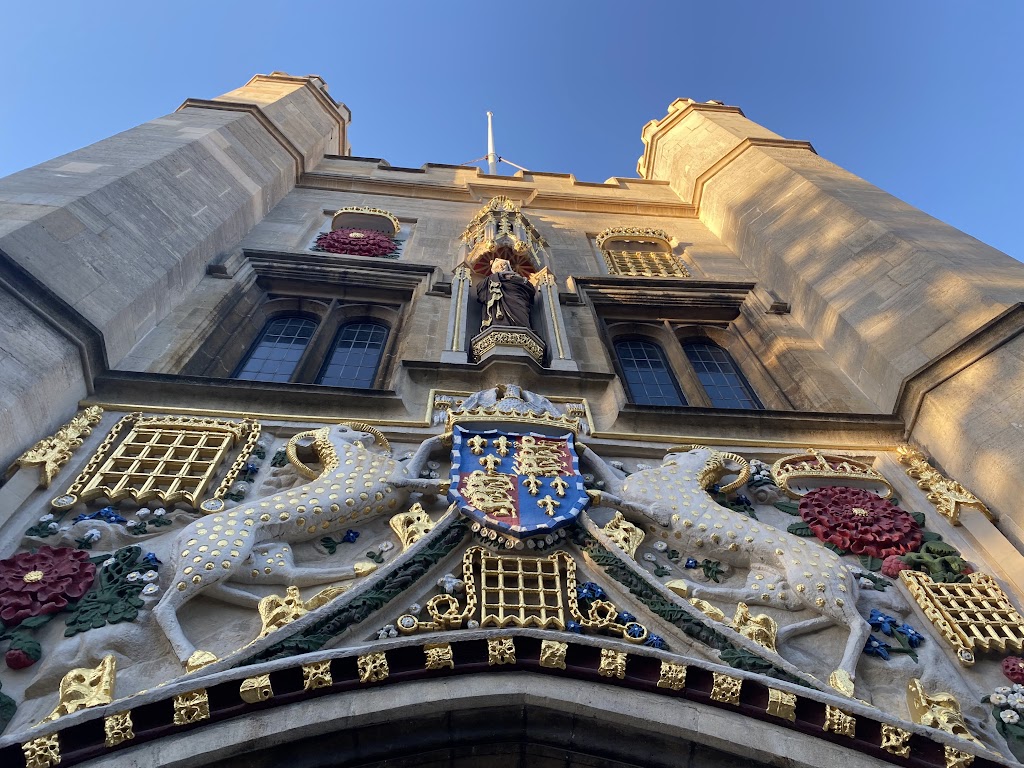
[786, 521, 814, 536]
[773, 500, 800, 516]
[920, 538, 957, 556]
[858, 555, 883, 572]
[910, 509, 926, 526]
[0, 686, 15, 735]
[824, 542, 848, 556]
[64, 545, 148, 637]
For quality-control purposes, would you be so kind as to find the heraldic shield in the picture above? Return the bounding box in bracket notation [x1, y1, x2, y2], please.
[449, 426, 590, 540]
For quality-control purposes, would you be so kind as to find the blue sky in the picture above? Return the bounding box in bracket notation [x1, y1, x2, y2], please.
[4, 2, 1022, 258]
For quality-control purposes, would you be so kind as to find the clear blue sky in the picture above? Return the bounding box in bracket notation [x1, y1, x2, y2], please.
[4, 1, 1022, 258]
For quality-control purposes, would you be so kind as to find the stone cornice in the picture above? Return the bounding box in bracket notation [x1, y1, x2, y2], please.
[299, 162, 695, 218]
[176, 98, 305, 177]
[243, 247, 438, 293]
[573, 277, 755, 321]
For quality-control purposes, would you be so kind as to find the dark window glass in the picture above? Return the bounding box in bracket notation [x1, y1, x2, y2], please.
[317, 321, 389, 388]
[683, 342, 762, 409]
[615, 340, 686, 406]
[234, 316, 317, 382]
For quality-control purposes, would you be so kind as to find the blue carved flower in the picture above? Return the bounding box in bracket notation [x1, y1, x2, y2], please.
[625, 623, 646, 639]
[684, 558, 699, 569]
[869, 609, 899, 636]
[864, 635, 892, 660]
[896, 623, 925, 648]
[576, 582, 605, 602]
[73, 507, 128, 525]
[644, 634, 668, 650]
[617, 611, 636, 624]
[141, 552, 162, 567]
[342, 529, 360, 543]
[566, 621, 583, 634]
[734, 494, 752, 507]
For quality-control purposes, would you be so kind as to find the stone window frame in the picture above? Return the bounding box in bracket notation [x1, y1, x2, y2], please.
[603, 321, 777, 409]
[234, 299, 400, 389]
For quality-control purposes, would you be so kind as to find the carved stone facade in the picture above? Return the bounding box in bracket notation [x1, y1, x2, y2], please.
[1, 73, 1024, 768]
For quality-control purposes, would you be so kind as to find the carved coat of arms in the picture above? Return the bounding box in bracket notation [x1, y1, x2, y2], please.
[449, 426, 589, 540]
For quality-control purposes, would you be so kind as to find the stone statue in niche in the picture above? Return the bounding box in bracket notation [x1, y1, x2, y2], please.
[477, 255, 535, 332]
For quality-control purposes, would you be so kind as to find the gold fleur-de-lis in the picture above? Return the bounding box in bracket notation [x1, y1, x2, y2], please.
[467, 435, 488, 455]
[550, 476, 569, 497]
[537, 495, 560, 516]
[479, 454, 502, 473]
[523, 475, 542, 495]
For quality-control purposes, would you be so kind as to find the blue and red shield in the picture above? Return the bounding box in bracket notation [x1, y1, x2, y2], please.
[449, 426, 589, 540]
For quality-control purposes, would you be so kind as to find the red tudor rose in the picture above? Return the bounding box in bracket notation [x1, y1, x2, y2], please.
[0, 546, 96, 627]
[312, 227, 399, 258]
[798, 486, 923, 559]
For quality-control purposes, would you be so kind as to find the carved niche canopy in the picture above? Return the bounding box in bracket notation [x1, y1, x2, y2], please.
[596, 226, 689, 278]
[461, 196, 545, 279]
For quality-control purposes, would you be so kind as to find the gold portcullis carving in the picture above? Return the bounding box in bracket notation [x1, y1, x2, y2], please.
[15, 405, 103, 488]
[823, 705, 856, 737]
[906, 678, 982, 745]
[424, 643, 455, 670]
[657, 661, 687, 691]
[602, 512, 645, 557]
[357, 652, 389, 683]
[488, 637, 516, 665]
[390, 503, 437, 550]
[104, 711, 135, 747]
[710, 672, 742, 705]
[766, 688, 796, 721]
[900, 570, 1024, 665]
[42, 654, 116, 723]
[52, 413, 259, 510]
[302, 660, 332, 690]
[22, 733, 61, 768]
[897, 444, 993, 525]
[173, 690, 210, 725]
[240, 674, 273, 703]
[880, 723, 911, 757]
[598, 648, 627, 679]
[539, 640, 568, 670]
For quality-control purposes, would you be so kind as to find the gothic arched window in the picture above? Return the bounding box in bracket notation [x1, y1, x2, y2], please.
[682, 341, 763, 409]
[615, 339, 686, 406]
[233, 315, 318, 383]
[316, 320, 390, 388]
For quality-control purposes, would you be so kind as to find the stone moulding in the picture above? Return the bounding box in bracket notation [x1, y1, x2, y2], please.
[2, 633, 1005, 768]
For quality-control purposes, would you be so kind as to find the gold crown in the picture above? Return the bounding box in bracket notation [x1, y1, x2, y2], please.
[445, 405, 580, 438]
[771, 448, 893, 499]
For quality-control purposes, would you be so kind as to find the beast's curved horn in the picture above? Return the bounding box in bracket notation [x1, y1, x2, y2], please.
[286, 427, 331, 479]
[340, 422, 391, 452]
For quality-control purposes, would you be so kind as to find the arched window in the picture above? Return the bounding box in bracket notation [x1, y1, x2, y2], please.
[234, 316, 318, 382]
[615, 339, 686, 406]
[682, 341, 763, 409]
[317, 321, 389, 388]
